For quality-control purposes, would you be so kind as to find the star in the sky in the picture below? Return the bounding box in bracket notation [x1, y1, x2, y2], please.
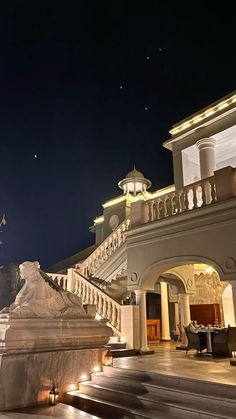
[146, 56, 150, 60]
[119, 85, 123, 89]
[33, 154, 38, 159]
[158, 47, 163, 52]
[144, 106, 148, 111]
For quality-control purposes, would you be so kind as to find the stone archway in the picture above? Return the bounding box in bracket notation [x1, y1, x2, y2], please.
[131, 256, 228, 350]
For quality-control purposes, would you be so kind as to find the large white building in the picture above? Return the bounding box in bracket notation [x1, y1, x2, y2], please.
[48, 91, 236, 352]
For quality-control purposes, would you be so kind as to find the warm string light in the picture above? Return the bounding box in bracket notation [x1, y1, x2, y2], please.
[170, 94, 236, 136]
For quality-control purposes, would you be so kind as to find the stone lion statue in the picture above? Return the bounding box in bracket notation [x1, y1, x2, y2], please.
[0, 261, 85, 317]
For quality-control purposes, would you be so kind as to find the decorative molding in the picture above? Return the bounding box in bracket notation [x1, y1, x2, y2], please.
[130, 272, 138, 282]
[224, 257, 236, 271]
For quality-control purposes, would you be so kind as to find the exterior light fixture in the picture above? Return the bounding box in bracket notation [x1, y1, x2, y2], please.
[92, 365, 102, 373]
[103, 349, 113, 367]
[79, 373, 91, 382]
[49, 384, 59, 405]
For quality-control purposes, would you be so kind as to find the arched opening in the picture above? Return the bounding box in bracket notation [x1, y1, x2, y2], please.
[138, 257, 230, 346]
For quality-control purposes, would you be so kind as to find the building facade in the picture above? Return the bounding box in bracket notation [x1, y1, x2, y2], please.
[48, 91, 236, 352]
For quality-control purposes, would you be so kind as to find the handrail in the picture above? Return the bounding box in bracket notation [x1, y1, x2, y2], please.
[73, 270, 121, 332]
[144, 175, 217, 223]
[77, 218, 130, 278]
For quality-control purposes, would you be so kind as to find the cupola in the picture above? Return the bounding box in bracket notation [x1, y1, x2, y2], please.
[118, 166, 152, 196]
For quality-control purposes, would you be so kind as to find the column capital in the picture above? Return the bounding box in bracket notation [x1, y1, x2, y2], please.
[134, 289, 146, 297]
[196, 137, 216, 150]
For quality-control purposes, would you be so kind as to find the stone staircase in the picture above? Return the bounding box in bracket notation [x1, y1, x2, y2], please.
[106, 337, 139, 358]
[65, 366, 236, 418]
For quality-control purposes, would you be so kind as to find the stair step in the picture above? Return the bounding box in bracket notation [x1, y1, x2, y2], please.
[110, 348, 139, 358]
[65, 367, 236, 418]
[66, 389, 223, 419]
[91, 372, 236, 418]
[66, 391, 134, 419]
[107, 342, 126, 349]
[104, 367, 236, 399]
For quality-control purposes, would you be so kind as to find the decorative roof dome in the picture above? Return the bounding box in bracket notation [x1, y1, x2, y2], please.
[125, 168, 145, 179]
[118, 166, 152, 196]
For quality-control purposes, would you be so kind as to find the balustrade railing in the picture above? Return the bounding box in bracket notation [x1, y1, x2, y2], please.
[78, 218, 130, 278]
[73, 270, 121, 332]
[49, 273, 67, 290]
[144, 176, 217, 223]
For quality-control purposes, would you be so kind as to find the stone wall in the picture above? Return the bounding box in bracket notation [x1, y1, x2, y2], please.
[0, 347, 103, 410]
[190, 272, 228, 325]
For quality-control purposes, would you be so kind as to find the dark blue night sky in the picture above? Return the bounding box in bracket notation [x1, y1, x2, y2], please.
[0, 2, 235, 268]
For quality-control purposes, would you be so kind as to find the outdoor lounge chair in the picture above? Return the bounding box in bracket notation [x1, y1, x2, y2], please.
[212, 326, 236, 357]
[184, 326, 207, 355]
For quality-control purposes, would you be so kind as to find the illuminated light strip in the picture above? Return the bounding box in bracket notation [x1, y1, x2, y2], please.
[93, 216, 104, 224]
[102, 194, 137, 209]
[170, 94, 236, 136]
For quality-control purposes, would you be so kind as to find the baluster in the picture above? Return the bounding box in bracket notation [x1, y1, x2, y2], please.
[117, 229, 122, 247]
[94, 290, 98, 307]
[98, 294, 102, 315]
[171, 194, 176, 215]
[210, 180, 217, 203]
[150, 201, 154, 221]
[116, 307, 121, 331]
[82, 283, 86, 302]
[111, 304, 117, 327]
[201, 182, 207, 206]
[184, 189, 189, 211]
[164, 196, 169, 217]
[78, 278, 82, 297]
[192, 186, 198, 209]
[107, 301, 112, 322]
[86, 286, 90, 304]
[102, 298, 107, 318]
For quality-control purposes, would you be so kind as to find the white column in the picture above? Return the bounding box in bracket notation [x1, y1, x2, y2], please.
[229, 280, 236, 326]
[196, 138, 216, 179]
[178, 293, 191, 345]
[160, 282, 171, 340]
[135, 289, 149, 352]
[174, 302, 180, 332]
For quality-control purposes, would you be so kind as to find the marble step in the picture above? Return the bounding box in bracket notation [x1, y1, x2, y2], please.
[65, 367, 236, 418]
[81, 376, 236, 418]
[103, 366, 236, 399]
[66, 391, 135, 419]
[66, 388, 221, 419]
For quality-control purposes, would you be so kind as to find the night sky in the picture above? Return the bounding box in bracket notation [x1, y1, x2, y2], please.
[0, 2, 235, 269]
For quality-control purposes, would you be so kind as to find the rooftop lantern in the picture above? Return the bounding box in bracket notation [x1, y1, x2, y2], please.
[118, 167, 152, 196]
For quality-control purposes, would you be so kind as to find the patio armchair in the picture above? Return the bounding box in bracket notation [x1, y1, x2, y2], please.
[212, 326, 236, 357]
[184, 326, 207, 355]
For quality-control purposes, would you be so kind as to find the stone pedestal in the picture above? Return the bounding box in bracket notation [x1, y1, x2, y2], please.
[0, 347, 103, 410]
[0, 314, 111, 410]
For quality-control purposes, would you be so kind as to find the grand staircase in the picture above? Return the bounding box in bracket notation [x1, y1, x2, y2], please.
[48, 219, 131, 342]
[65, 366, 236, 418]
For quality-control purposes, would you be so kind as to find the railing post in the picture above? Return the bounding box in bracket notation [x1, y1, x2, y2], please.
[67, 268, 76, 292]
[214, 166, 236, 201]
[130, 200, 149, 227]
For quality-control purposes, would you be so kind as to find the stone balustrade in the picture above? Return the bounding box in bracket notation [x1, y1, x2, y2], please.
[133, 167, 236, 225]
[73, 270, 121, 332]
[78, 218, 130, 278]
[49, 273, 68, 289]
